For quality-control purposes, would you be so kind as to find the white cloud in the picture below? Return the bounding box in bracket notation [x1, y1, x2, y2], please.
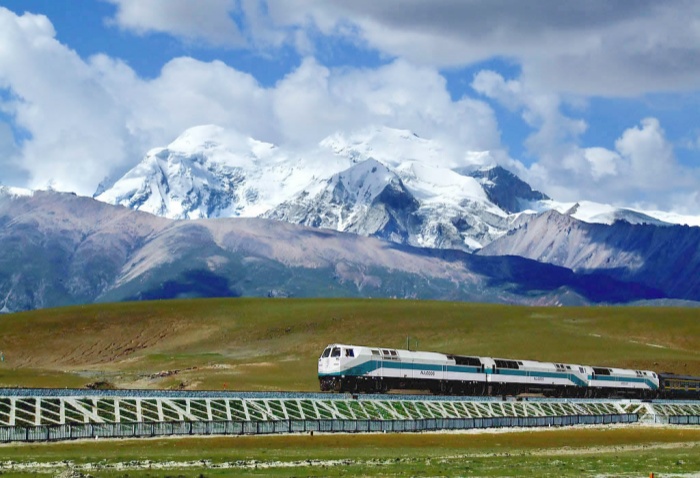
[0, 8, 136, 194]
[105, 0, 244, 47]
[473, 70, 588, 169]
[615, 118, 681, 189]
[539, 118, 697, 209]
[0, 7, 504, 195]
[472, 69, 698, 208]
[98, 1, 700, 96]
[0, 121, 26, 186]
[583, 147, 619, 180]
[263, 1, 700, 97]
[272, 59, 501, 155]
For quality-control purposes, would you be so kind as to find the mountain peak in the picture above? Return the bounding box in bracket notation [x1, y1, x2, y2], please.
[319, 125, 452, 169]
[466, 165, 549, 214]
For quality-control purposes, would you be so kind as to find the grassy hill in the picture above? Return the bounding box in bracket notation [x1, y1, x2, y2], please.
[0, 298, 698, 390]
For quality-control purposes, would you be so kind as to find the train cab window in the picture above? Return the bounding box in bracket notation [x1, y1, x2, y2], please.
[321, 348, 331, 358]
[371, 349, 380, 356]
[345, 348, 355, 357]
[331, 347, 341, 358]
[579, 367, 585, 374]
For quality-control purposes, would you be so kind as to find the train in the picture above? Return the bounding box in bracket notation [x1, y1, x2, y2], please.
[318, 343, 700, 399]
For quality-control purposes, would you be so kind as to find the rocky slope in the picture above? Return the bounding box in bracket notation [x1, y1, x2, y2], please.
[0, 190, 662, 312]
[479, 210, 700, 301]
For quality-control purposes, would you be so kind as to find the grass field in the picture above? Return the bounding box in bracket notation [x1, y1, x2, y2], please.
[1, 299, 700, 476]
[1, 426, 700, 476]
[1, 298, 699, 390]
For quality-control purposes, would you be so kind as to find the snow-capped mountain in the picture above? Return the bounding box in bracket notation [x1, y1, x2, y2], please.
[97, 125, 544, 251]
[265, 158, 420, 244]
[96, 124, 699, 252]
[96, 125, 352, 219]
[266, 152, 515, 250]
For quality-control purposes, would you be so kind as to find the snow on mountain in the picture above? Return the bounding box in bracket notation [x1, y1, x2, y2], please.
[522, 200, 678, 227]
[266, 158, 421, 244]
[467, 166, 550, 214]
[98, 124, 520, 251]
[96, 125, 351, 219]
[320, 126, 452, 167]
[393, 162, 510, 249]
[277, 128, 513, 250]
[96, 123, 700, 253]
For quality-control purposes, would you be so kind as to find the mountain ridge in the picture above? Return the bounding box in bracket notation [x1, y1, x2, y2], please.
[479, 209, 700, 301]
[95, 125, 552, 252]
[95, 125, 700, 253]
[0, 190, 665, 313]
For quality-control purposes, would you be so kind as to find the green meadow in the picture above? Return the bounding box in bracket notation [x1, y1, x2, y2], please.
[1, 299, 700, 476]
[1, 427, 700, 476]
[0, 298, 698, 390]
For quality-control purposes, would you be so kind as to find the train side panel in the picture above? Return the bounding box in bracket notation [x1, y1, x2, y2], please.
[486, 359, 588, 396]
[588, 367, 659, 396]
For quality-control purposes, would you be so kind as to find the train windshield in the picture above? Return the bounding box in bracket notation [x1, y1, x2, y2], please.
[321, 347, 331, 358]
[331, 347, 341, 357]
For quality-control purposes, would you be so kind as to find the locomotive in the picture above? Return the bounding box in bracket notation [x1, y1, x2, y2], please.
[318, 343, 700, 399]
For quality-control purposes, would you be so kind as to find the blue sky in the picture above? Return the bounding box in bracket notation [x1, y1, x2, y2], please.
[0, 1, 699, 213]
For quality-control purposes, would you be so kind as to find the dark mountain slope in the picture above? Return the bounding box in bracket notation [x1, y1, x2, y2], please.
[0, 191, 662, 312]
[479, 210, 700, 300]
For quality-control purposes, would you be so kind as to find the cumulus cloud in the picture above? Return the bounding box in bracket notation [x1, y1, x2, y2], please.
[263, 1, 700, 96]
[272, 58, 501, 154]
[99, 1, 700, 95]
[0, 121, 26, 186]
[0, 7, 504, 195]
[615, 118, 676, 185]
[105, 0, 244, 47]
[543, 120, 696, 209]
[1, 5, 698, 211]
[0, 8, 136, 193]
[473, 70, 587, 168]
[472, 69, 697, 207]
[583, 147, 619, 180]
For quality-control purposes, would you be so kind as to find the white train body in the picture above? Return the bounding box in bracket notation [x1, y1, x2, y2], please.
[318, 343, 659, 398]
